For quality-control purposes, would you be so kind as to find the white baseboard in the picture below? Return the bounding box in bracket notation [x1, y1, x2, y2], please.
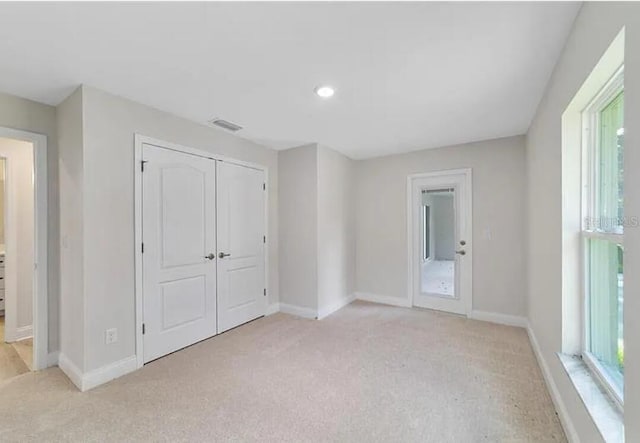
[83, 355, 137, 391]
[10, 325, 33, 342]
[468, 310, 528, 328]
[355, 292, 411, 308]
[59, 353, 138, 392]
[355, 294, 527, 328]
[265, 303, 280, 316]
[527, 325, 578, 443]
[279, 303, 317, 319]
[268, 295, 355, 320]
[58, 353, 84, 390]
[47, 351, 60, 367]
[317, 293, 356, 320]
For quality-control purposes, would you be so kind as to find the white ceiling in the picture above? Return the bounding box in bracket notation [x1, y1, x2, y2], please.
[0, 2, 580, 159]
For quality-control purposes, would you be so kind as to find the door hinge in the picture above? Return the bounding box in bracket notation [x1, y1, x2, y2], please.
[263, 288, 267, 296]
[141, 243, 145, 253]
[263, 182, 266, 191]
[142, 323, 146, 335]
[263, 235, 266, 243]
[141, 160, 148, 172]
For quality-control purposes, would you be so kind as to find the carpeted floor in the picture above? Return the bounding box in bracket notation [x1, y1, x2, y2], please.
[0, 301, 565, 442]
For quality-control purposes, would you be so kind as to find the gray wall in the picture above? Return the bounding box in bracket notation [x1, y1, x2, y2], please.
[278, 143, 356, 315]
[317, 145, 355, 313]
[355, 135, 526, 316]
[526, 3, 640, 441]
[278, 144, 318, 311]
[57, 88, 85, 370]
[0, 91, 59, 354]
[63, 85, 280, 373]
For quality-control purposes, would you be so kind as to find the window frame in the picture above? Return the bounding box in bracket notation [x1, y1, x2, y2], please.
[580, 66, 624, 410]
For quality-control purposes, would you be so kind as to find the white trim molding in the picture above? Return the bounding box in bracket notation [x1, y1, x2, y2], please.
[58, 353, 84, 391]
[59, 353, 138, 392]
[468, 311, 528, 328]
[82, 356, 138, 392]
[279, 303, 317, 319]
[13, 325, 34, 341]
[317, 294, 356, 320]
[268, 296, 356, 320]
[527, 325, 579, 443]
[355, 292, 411, 308]
[265, 303, 280, 316]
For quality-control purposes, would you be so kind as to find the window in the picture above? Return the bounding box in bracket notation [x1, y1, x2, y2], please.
[423, 205, 431, 260]
[581, 67, 624, 405]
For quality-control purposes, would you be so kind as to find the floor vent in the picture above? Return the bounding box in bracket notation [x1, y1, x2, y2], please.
[210, 118, 243, 132]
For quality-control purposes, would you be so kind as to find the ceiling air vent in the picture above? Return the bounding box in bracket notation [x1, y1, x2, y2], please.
[210, 118, 243, 133]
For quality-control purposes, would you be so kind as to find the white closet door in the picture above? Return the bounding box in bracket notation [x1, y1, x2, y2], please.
[142, 144, 217, 363]
[216, 161, 266, 333]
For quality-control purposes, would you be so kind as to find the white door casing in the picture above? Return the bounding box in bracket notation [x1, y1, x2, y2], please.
[142, 144, 217, 363]
[408, 169, 473, 315]
[216, 161, 266, 333]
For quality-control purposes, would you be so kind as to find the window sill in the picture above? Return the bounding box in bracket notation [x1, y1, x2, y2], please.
[557, 353, 623, 442]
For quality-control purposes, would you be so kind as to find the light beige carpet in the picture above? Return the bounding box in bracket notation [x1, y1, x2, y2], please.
[0, 301, 565, 442]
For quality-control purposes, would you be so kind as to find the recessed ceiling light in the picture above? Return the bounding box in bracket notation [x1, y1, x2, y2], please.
[314, 85, 335, 98]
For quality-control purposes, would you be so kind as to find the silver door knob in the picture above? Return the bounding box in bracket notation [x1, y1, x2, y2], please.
[218, 252, 231, 259]
[455, 250, 466, 255]
[205, 253, 215, 260]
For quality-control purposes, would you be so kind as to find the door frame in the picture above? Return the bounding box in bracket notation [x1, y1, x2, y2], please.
[406, 168, 472, 314]
[133, 134, 269, 369]
[0, 126, 48, 371]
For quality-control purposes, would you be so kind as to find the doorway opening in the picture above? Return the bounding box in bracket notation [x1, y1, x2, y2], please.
[0, 127, 48, 379]
[408, 169, 472, 315]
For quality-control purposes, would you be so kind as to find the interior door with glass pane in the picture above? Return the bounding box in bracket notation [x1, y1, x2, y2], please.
[411, 170, 472, 315]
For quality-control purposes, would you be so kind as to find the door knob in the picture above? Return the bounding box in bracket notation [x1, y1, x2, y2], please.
[218, 252, 231, 259]
[205, 253, 215, 260]
[455, 250, 466, 255]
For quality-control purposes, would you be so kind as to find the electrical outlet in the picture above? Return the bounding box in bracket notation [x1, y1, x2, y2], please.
[105, 328, 118, 345]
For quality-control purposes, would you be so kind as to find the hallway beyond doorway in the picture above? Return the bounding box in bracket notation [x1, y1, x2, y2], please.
[0, 316, 32, 382]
